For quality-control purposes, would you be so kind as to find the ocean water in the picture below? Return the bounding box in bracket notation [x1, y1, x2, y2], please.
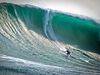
[0, 3, 100, 75]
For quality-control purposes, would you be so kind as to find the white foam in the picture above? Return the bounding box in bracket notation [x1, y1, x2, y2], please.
[0, 54, 63, 69]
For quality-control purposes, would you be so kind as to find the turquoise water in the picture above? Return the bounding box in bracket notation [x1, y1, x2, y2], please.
[0, 3, 100, 75]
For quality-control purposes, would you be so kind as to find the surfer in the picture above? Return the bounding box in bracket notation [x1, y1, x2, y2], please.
[65, 50, 70, 55]
[65, 46, 71, 57]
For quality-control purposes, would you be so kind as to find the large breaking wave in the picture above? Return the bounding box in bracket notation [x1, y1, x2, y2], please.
[0, 3, 100, 75]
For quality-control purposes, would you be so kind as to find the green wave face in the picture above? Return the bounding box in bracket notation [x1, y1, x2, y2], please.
[0, 3, 100, 75]
[52, 12, 100, 54]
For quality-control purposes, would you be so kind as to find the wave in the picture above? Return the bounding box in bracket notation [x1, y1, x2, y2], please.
[1, 54, 100, 75]
[0, 3, 100, 75]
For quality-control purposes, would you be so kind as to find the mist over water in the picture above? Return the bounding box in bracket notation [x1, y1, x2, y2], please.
[0, 3, 100, 75]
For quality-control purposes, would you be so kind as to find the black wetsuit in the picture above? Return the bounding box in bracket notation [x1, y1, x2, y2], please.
[66, 50, 70, 55]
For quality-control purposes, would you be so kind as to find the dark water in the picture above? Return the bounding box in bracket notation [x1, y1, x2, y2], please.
[0, 3, 100, 75]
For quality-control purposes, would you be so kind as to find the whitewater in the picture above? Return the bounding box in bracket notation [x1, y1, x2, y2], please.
[0, 3, 100, 75]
